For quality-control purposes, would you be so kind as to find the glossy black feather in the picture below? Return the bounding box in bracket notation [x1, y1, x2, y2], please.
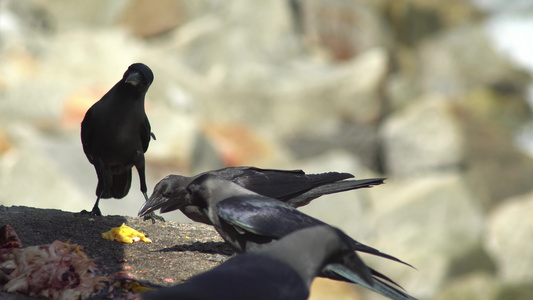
[143, 226, 353, 300]
[185, 176, 417, 300]
[138, 166, 384, 223]
[216, 196, 413, 268]
[81, 63, 155, 216]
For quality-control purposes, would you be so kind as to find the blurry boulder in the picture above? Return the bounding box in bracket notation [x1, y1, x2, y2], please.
[384, 73, 420, 113]
[117, 0, 193, 37]
[184, 45, 388, 141]
[461, 85, 532, 135]
[140, 104, 198, 167]
[201, 123, 287, 167]
[45, 0, 128, 30]
[286, 121, 381, 172]
[380, 94, 463, 178]
[190, 129, 225, 175]
[0, 128, 13, 156]
[384, 0, 484, 48]
[296, 150, 381, 243]
[434, 273, 500, 300]
[61, 87, 106, 130]
[0, 27, 150, 127]
[119, 0, 182, 37]
[417, 24, 531, 102]
[296, 0, 392, 61]
[166, 0, 296, 82]
[458, 107, 533, 209]
[0, 125, 90, 212]
[367, 173, 484, 298]
[272, 48, 389, 134]
[485, 191, 533, 284]
[496, 284, 533, 300]
[0, 0, 55, 40]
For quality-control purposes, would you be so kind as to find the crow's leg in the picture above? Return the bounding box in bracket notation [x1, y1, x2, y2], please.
[134, 150, 165, 223]
[90, 190, 104, 216]
[87, 158, 110, 216]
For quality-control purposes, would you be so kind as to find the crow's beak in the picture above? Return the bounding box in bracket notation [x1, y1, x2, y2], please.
[125, 71, 142, 86]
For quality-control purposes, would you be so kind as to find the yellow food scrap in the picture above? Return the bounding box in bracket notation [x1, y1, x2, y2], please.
[102, 223, 152, 244]
[126, 281, 155, 293]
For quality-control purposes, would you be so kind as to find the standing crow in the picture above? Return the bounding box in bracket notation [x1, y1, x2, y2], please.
[183, 175, 417, 300]
[138, 166, 384, 224]
[143, 226, 400, 300]
[81, 63, 161, 221]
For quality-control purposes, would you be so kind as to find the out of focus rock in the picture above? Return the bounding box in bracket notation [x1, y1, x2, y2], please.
[0, 28, 150, 126]
[61, 87, 105, 130]
[0, 126, 90, 212]
[286, 121, 381, 172]
[417, 24, 531, 98]
[190, 130, 225, 175]
[297, 0, 391, 61]
[384, 0, 484, 47]
[434, 273, 500, 300]
[380, 94, 463, 177]
[496, 284, 533, 300]
[0, 0, 54, 41]
[118, 0, 188, 37]
[485, 191, 533, 284]
[273, 48, 389, 134]
[461, 86, 532, 135]
[0, 128, 13, 155]
[166, 0, 295, 83]
[384, 73, 420, 113]
[458, 108, 533, 209]
[368, 173, 484, 298]
[446, 244, 496, 279]
[296, 150, 379, 242]
[201, 123, 286, 167]
[44, 0, 128, 30]
[177, 47, 389, 156]
[0, 48, 40, 91]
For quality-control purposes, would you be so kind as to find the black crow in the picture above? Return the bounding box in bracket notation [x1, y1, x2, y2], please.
[138, 166, 384, 224]
[81, 63, 162, 222]
[183, 175, 417, 300]
[143, 225, 413, 300]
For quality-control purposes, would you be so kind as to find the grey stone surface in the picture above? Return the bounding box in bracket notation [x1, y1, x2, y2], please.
[380, 95, 464, 178]
[367, 173, 484, 298]
[485, 191, 533, 284]
[435, 273, 500, 300]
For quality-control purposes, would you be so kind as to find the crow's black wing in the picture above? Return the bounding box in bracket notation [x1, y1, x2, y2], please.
[217, 197, 375, 286]
[284, 177, 386, 207]
[217, 196, 325, 238]
[217, 196, 413, 268]
[215, 167, 355, 202]
[80, 107, 94, 163]
[140, 115, 152, 153]
[324, 264, 418, 300]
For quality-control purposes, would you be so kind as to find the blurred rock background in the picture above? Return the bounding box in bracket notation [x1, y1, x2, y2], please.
[1, 0, 533, 299]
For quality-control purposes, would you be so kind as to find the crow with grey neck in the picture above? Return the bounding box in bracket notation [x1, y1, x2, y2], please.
[183, 175, 417, 300]
[143, 226, 410, 300]
[81, 63, 162, 222]
[138, 166, 384, 224]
